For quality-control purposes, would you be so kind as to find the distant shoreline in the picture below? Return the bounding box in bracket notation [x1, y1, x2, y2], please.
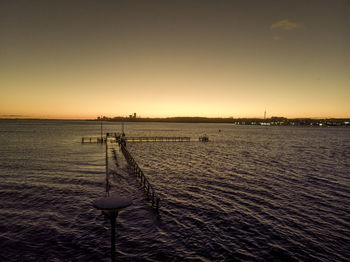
[1, 117, 349, 126]
[97, 117, 349, 126]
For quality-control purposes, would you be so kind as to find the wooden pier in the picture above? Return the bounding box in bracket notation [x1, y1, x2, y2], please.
[125, 136, 191, 142]
[82, 135, 206, 144]
[82, 132, 208, 212]
[119, 140, 160, 211]
[199, 135, 209, 142]
[82, 136, 106, 143]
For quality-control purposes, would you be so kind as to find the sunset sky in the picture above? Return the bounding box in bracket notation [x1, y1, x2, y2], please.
[1, 0, 349, 119]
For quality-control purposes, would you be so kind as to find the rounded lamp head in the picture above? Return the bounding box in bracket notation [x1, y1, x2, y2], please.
[93, 196, 132, 211]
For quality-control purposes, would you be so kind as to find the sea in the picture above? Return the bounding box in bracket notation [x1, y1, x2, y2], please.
[0, 119, 349, 261]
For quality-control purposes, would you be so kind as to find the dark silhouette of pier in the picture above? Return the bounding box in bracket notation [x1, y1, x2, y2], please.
[81, 136, 106, 143]
[117, 135, 160, 211]
[125, 136, 191, 142]
[86, 131, 209, 261]
[83, 133, 209, 211]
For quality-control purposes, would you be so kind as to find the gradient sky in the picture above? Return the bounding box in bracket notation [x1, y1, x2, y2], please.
[1, 0, 349, 119]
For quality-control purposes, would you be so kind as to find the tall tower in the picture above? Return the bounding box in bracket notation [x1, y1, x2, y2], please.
[264, 109, 266, 120]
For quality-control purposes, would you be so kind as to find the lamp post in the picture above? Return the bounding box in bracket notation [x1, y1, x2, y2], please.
[93, 196, 132, 262]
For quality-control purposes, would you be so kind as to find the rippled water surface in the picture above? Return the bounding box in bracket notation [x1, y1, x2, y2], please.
[0, 120, 349, 261]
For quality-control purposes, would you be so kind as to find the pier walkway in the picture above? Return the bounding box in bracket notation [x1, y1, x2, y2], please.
[81, 136, 106, 143]
[82, 135, 207, 143]
[119, 142, 160, 211]
[82, 133, 209, 211]
[125, 136, 190, 142]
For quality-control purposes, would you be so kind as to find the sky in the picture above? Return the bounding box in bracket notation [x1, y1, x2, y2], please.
[1, 0, 349, 119]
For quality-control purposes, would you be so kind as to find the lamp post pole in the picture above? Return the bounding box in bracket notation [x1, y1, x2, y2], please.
[93, 197, 132, 262]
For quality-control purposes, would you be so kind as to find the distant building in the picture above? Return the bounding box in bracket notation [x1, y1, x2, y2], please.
[128, 113, 137, 120]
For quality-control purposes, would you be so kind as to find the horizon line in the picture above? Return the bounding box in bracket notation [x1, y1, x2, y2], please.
[1, 116, 350, 121]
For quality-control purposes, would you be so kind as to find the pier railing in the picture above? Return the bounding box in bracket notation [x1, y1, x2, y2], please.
[125, 136, 190, 142]
[83, 135, 208, 143]
[82, 133, 206, 211]
[82, 137, 106, 143]
[118, 139, 160, 211]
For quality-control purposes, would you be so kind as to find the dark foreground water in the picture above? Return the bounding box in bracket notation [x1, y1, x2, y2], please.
[0, 120, 349, 261]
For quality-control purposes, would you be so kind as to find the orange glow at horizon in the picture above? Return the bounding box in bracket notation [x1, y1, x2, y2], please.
[1, 1, 349, 119]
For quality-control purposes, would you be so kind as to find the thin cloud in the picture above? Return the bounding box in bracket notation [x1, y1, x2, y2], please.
[0, 114, 26, 117]
[0, 114, 28, 118]
[270, 19, 302, 31]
